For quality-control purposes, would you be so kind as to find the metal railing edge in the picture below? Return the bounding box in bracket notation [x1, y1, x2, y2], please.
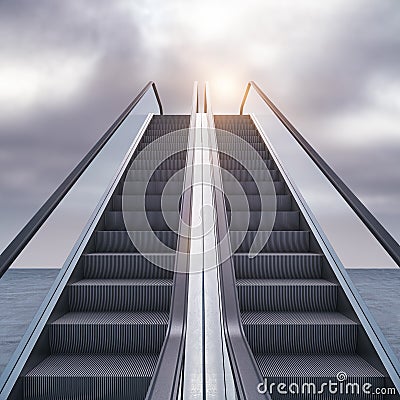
[0, 81, 163, 279]
[240, 80, 400, 268]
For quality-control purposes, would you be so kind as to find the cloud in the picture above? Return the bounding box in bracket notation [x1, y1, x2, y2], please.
[0, 0, 399, 258]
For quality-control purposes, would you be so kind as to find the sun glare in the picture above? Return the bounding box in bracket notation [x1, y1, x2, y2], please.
[208, 75, 242, 113]
[213, 76, 236, 98]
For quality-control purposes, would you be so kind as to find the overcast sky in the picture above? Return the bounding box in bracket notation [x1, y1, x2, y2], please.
[0, 0, 399, 266]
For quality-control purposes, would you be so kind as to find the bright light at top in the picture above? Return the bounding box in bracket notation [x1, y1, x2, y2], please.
[208, 74, 244, 113]
[212, 76, 237, 98]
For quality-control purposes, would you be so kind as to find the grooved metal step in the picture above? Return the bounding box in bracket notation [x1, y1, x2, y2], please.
[82, 254, 174, 279]
[137, 142, 188, 151]
[24, 354, 158, 400]
[223, 180, 285, 195]
[95, 231, 177, 252]
[233, 253, 323, 279]
[217, 141, 266, 149]
[130, 151, 187, 161]
[49, 312, 168, 353]
[141, 135, 188, 143]
[219, 150, 269, 160]
[227, 210, 300, 230]
[125, 169, 185, 181]
[237, 279, 338, 312]
[113, 194, 181, 211]
[221, 169, 280, 181]
[219, 158, 275, 170]
[129, 159, 185, 170]
[217, 134, 260, 141]
[225, 194, 291, 211]
[230, 231, 310, 253]
[123, 181, 183, 195]
[242, 312, 358, 353]
[105, 211, 180, 231]
[68, 279, 173, 312]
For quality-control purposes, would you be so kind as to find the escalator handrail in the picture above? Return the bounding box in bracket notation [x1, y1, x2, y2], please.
[240, 80, 400, 267]
[0, 81, 163, 279]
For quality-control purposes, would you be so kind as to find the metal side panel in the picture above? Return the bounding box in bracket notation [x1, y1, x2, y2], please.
[0, 114, 154, 399]
[251, 113, 400, 392]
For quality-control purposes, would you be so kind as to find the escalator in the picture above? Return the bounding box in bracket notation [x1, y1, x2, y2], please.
[7, 115, 190, 399]
[215, 115, 393, 399]
[0, 81, 399, 400]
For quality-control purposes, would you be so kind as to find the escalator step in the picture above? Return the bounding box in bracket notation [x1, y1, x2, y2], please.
[83, 254, 174, 279]
[95, 231, 177, 253]
[219, 159, 275, 170]
[49, 311, 168, 354]
[136, 143, 187, 151]
[218, 151, 269, 160]
[24, 354, 158, 400]
[230, 231, 310, 253]
[123, 181, 183, 195]
[130, 160, 186, 170]
[113, 194, 181, 211]
[242, 312, 357, 353]
[227, 211, 300, 230]
[105, 211, 180, 231]
[125, 169, 184, 182]
[234, 253, 323, 279]
[141, 135, 188, 143]
[130, 150, 187, 161]
[221, 169, 279, 181]
[237, 279, 337, 312]
[68, 279, 173, 312]
[225, 194, 291, 211]
[217, 134, 261, 142]
[223, 180, 285, 195]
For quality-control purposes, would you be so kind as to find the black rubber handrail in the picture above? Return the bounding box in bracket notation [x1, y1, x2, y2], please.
[0, 81, 163, 279]
[240, 80, 400, 267]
